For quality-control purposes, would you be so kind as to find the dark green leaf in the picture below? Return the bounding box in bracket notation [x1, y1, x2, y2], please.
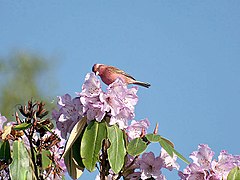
[0, 140, 11, 164]
[13, 123, 32, 131]
[145, 134, 161, 142]
[9, 140, 36, 180]
[107, 125, 126, 174]
[63, 118, 87, 178]
[81, 120, 107, 172]
[64, 148, 84, 179]
[227, 166, 240, 180]
[127, 137, 147, 156]
[72, 132, 84, 168]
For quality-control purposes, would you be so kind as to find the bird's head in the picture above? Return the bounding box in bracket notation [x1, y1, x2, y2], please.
[92, 64, 103, 76]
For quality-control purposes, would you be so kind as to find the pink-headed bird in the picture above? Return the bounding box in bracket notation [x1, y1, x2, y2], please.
[92, 64, 151, 88]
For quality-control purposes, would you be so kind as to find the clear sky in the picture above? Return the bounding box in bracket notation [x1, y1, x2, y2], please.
[1, 1, 240, 179]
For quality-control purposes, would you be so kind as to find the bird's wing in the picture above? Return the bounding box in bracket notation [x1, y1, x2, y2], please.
[108, 66, 136, 80]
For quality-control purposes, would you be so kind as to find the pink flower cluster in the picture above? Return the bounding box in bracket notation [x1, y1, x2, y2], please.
[126, 119, 150, 140]
[179, 144, 240, 180]
[126, 149, 180, 180]
[53, 73, 150, 139]
[79, 72, 138, 129]
[52, 94, 83, 139]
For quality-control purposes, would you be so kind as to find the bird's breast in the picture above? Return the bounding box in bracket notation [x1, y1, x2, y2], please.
[101, 71, 127, 85]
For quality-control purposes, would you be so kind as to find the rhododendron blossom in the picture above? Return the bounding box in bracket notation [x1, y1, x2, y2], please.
[189, 144, 214, 169]
[179, 144, 240, 180]
[54, 73, 140, 131]
[126, 119, 150, 140]
[139, 152, 165, 180]
[52, 94, 83, 139]
[124, 150, 179, 180]
[211, 150, 240, 179]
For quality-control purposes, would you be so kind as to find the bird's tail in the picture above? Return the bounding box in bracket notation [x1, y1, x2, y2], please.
[133, 81, 151, 88]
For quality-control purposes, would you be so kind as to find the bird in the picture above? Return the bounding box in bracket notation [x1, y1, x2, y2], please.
[92, 64, 151, 88]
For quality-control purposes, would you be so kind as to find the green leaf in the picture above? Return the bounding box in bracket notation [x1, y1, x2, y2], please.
[72, 132, 85, 168]
[9, 140, 36, 180]
[0, 140, 11, 164]
[127, 137, 147, 156]
[145, 134, 161, 142]
[13, 123, 32, 131]
[63, 117, 86, 177]
[161, 136, 174, 148]
[81, 120, 107, 172]
[172, 149, 190, 164]
[227, 166, 240, 180]
[107, 125, 126, 174]
[62, 117, 87, 158]
[159, 138, 173, 157]
[42, 150, 51, 169]
[64, 148, 84, 179]
[159, 137, 190, 164]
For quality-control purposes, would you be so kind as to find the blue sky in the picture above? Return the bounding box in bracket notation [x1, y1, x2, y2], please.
[1, 1, 240, 179]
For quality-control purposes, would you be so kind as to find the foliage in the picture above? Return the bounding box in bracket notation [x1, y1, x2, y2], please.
[227, 167, 240, 180]
[0, 100, 66, 180]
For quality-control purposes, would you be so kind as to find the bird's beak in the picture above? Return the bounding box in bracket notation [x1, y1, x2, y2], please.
[96, 71, 99, 76]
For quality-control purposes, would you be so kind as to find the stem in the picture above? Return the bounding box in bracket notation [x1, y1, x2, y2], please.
[38, 135, 44, 180]
[100, 140, 106, 180]
[100, 139, 109, 180]
[118, 155, 139, 179]
[28, 134, 39, 180]
[125, 155, 139, 170]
